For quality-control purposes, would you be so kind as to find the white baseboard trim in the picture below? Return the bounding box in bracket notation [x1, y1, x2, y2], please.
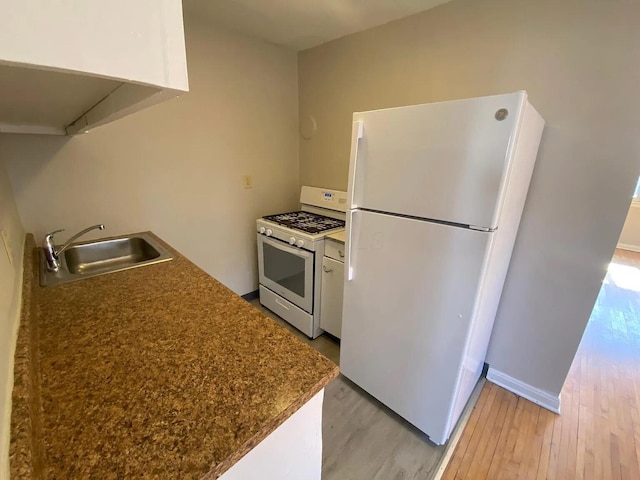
[486, 368, 561, 414]
[617, 243, 640, 253]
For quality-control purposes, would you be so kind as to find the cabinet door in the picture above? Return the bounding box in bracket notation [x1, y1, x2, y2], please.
[0, 0, 188, 90]
[320, 257, 344, 339]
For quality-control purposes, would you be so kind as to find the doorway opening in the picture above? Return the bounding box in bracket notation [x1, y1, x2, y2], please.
[559, 184, 640, 477]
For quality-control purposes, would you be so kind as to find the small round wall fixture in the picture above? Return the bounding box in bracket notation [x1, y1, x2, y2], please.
[300, 114, 317, 139]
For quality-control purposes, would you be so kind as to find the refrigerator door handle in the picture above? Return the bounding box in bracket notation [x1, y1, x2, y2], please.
[347, 120, 364, 208]
[346, 209, 358, 281]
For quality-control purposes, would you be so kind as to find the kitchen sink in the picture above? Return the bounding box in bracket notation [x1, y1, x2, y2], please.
[39, 232, 172, 287]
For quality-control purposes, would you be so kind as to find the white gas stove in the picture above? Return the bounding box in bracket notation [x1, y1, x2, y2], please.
[256, 186, 347, 338]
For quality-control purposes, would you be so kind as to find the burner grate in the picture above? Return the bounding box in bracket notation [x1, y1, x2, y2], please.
[263, 211, 345, 234]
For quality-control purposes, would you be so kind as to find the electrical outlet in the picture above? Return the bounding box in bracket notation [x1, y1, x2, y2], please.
[1, 228, 12, 265]
[243, 175, 253, 189]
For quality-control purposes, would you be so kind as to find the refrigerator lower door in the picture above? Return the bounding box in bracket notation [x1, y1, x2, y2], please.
[340, 210, 490, 444]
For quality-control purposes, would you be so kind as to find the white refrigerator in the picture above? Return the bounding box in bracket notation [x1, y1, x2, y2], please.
[340, 91, 545, 445]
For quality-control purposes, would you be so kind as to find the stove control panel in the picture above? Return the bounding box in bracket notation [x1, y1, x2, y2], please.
[256, 221, 317, 252]
[300, 186, 348, 213]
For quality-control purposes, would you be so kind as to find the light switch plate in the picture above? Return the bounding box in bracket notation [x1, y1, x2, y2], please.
[1, 228, 12, 265]
[243, 175, 253, 189]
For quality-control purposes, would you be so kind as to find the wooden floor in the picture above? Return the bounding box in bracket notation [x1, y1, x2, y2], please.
[443, 249, 640, 480]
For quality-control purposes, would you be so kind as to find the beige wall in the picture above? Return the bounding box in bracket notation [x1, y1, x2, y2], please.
[0, 159, 25, 479]
[1, 12, 299, 296]
[618, 204, 640, 251]
[298, 0, 640, 397]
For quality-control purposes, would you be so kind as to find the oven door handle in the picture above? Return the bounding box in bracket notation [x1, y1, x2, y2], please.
[261, 235, 311, 258]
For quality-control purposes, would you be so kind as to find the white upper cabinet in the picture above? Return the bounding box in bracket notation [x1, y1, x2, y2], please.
[0, 0, 189, 135]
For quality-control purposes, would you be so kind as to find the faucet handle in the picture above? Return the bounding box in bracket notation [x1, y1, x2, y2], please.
[44, 229, 65, 244]
[45, 228, 65, 237]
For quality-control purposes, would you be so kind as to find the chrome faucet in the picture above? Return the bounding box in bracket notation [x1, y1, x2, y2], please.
[43, 224, 105, 272]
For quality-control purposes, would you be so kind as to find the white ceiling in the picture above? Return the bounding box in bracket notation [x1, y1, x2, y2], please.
[183, 0, 453, 51]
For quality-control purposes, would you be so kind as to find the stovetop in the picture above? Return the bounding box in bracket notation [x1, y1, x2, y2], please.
[262, 211, 345, 234]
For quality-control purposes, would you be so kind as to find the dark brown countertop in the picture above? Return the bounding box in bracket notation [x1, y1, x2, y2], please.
[10, 233, 338, 479]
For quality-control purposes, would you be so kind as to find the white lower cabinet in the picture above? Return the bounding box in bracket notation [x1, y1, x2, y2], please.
[320, 256, 344, 339]
[219, 390, 324, 480]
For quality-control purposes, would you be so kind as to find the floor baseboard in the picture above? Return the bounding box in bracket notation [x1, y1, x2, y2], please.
[486, 368, 561, 414]
[241, 290, 259, 302]
[617, 243, 640, 253]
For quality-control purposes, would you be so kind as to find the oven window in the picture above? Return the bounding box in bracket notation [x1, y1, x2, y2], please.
[263, 242, 306, 297]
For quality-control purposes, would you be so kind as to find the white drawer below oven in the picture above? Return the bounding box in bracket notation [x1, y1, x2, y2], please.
[259, 285, 315, 338]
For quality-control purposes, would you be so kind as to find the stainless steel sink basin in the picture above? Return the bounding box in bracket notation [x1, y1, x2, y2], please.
[39, 232, 172, 287]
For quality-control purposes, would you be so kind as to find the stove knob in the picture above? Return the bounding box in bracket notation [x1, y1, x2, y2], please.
[259, 226, 266, 234]
[266, 229, 273, 237]
[289, 237, 296, 245]
[296, 239, 305, 248]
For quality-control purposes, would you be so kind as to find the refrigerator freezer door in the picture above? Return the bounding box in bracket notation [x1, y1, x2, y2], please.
[348, 92, 525, 229]
[340, 210, 490, 444]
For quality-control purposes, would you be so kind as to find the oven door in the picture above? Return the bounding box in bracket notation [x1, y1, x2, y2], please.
[257, 234, 314, 313]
